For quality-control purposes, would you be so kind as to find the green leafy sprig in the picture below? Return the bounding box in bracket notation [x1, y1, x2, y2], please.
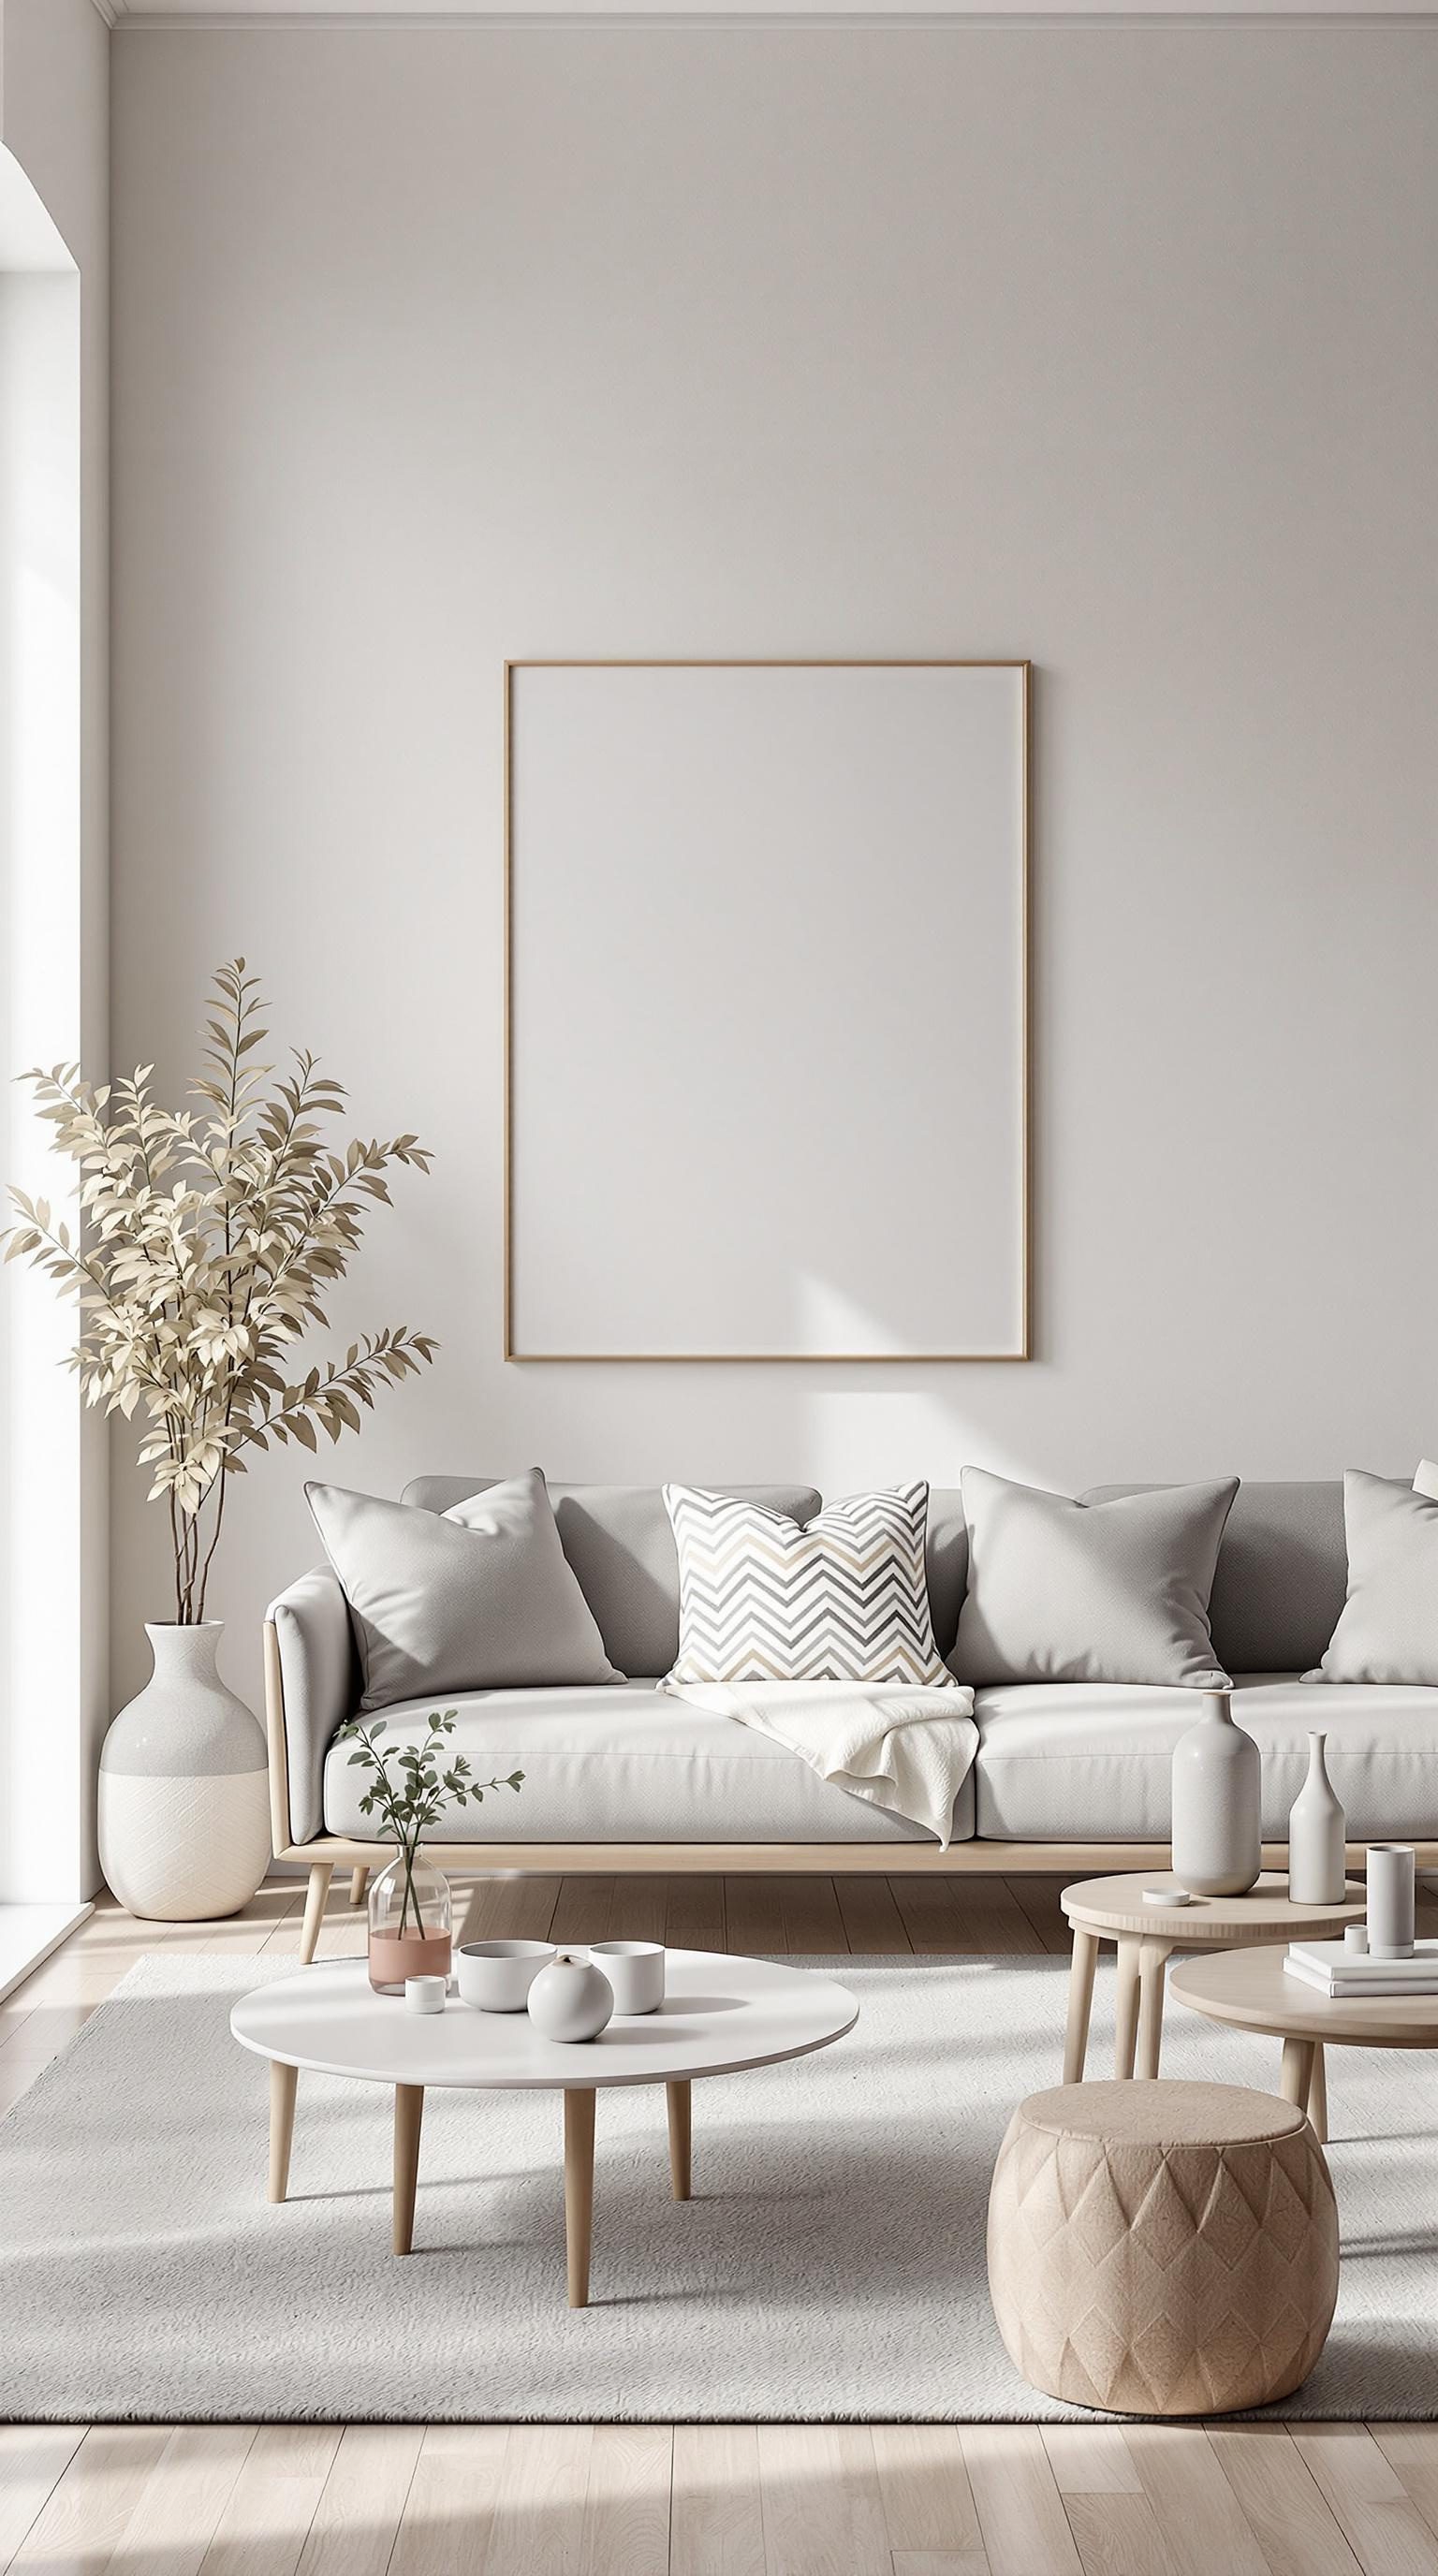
[337, 1709, 524, 1935]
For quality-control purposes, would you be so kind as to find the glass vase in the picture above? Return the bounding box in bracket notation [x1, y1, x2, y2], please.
[367, 1850, 452, 1995]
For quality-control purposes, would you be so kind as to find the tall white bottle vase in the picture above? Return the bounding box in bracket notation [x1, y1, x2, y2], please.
[1287, 1731, 1347, 1906]
[1170, 1687, 1262, 1898]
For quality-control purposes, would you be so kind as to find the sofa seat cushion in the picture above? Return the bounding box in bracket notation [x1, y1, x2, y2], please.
[323, 1680, 974, 1845]
[974, 1680, 1438, 1842]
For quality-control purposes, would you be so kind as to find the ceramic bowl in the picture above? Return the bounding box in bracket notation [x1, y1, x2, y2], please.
[590, 1939, 666, 2014]
[456, 1938, 556, 2012]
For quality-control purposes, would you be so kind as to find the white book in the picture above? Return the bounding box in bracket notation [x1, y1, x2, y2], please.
[1287, 1937, 1438, 1982]
[1284, 1954, 1438, 2000]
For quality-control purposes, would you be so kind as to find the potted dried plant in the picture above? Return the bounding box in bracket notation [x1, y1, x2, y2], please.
[3, 961, 438, 1920]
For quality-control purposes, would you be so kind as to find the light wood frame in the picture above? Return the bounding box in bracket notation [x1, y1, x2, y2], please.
[265, 1622, 1438, 1963]
[503, 657, 1033, 1363]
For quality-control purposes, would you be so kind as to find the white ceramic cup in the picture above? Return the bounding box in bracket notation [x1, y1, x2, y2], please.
[1367, 1844, 1416, 1960]
[590, 1939, 665, 2014]
[456, 1938, 556, 2012]
[404, 1975, 448, 2015]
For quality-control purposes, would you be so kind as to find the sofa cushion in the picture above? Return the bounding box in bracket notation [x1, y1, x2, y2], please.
[307, 1472, 619, 1712]
[666, 1481, 959, 1686]
[1307, 1469, 1438, 1685]
[974, 1678, 1438, 1842]
[1084, 1482, 1350, 1678]
[953, 1471, 1237, 1687]
[322, 1679, 971, 1845]
[401, 1480, 822, 1678]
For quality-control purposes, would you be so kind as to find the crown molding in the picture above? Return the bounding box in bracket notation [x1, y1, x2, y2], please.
[107, 0, 1438, 20]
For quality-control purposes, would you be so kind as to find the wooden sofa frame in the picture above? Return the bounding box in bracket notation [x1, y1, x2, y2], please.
[264, 1622, 1438, 1964]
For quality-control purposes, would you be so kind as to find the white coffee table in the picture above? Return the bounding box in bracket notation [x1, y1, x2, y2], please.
[230, 1948, 857, 2306]
[1061, 1872, 1365, 2086]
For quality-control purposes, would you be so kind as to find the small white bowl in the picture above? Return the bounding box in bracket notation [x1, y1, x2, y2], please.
[456, 1938, 556, 2012]
[590, 1939, 666, 2015]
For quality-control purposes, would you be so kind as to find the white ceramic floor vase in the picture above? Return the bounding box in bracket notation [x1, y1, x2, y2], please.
[1287, 1730, 1347, 1906]
[1169, 1686, 1261, 1897]
[1367, 1844, 1416, 1960]
[98, 1622, 271, 1921]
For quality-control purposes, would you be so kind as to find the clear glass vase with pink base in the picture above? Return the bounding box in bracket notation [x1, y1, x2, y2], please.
[367, 1852, 453, 1995]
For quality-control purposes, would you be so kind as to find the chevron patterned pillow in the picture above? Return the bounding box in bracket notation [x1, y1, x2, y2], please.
[664, 1481, 959, 1686]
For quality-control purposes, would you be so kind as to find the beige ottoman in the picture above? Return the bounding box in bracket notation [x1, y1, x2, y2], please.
[988, 2081, 1338, 2416]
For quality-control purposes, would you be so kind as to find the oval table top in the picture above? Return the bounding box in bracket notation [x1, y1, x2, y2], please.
[1170, 1944, 1438, 2047]
[230, 1949, 858, 2090]
[1062, 1871, 1366, 1943]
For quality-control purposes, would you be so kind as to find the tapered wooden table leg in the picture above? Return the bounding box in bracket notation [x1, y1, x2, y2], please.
[1279, 2035, 1316, 2113]
[1114, 1933, 1142, 2079]
[392, 2084, 424, 2256]
[268, 2060, 298, 2203]
[1063, 1926, 1099, 2083]
[1306, 2044, 1328, 2144]
[299, 1862, 333, 1965]
[565, 2088, 596, 2308]
[1136, 1939, 1171, 2081]
[667, 2080, 692, 2201]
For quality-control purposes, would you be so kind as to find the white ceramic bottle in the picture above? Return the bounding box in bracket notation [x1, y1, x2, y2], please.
[1287, 1731, 1347, 1906]
[527, 1952, 614, 2043]
[1170, 1686, 1262, 1897]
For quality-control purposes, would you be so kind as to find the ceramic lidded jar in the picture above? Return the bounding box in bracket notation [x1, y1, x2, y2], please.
[1170, 1685, 1261, 1897]
[527, 1952, 614, 2043]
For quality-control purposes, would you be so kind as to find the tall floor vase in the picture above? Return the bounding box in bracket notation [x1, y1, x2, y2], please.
[98, 1622, 271, 1921]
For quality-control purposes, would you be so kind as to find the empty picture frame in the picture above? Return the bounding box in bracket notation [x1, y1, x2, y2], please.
[505, 659, 1030, 1361]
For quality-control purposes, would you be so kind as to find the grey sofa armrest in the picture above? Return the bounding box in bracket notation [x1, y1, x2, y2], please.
[265, 1565, 359, 1847]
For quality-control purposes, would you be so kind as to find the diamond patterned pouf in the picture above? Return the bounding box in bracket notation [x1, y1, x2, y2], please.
[987, 2081, 1338, 2416]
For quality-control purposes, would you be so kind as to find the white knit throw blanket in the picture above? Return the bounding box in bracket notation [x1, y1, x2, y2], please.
[664, 1680, 978, 1848]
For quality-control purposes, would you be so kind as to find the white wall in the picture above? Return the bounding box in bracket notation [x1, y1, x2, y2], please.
[111, 25, 1438, 1715]
[0, 0, 108, 1897]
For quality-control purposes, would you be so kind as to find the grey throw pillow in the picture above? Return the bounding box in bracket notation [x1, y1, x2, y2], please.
[306, 1470, 622, 1712]
[1307, 1469, 1438, 1685]
[952, 1468, 1238, 1687]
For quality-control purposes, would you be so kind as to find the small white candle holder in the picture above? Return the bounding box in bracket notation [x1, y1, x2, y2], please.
[404, 1974, 448, 2015]
[1366, 1844, 1416, 1960]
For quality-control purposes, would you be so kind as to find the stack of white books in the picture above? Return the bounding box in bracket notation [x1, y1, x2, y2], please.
[1285, 1938, 1438, 1998]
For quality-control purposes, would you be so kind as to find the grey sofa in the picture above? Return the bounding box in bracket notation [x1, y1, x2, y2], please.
[264, 1473, 1438, 1960]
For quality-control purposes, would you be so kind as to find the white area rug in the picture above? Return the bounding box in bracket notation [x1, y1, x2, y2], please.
[2, 1953, 1434, 2422]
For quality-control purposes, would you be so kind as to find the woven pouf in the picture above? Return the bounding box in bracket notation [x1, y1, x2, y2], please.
[987, 2080, 1338, 2416]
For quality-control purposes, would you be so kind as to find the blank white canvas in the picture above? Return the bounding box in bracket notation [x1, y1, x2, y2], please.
[507, 662, 1027, 1358]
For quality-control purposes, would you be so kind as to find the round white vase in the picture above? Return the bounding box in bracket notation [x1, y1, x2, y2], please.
[527, 1953, 614, 2043]
[98, 1622, 271, 1921]
[1170, 1686, 1261, 1897]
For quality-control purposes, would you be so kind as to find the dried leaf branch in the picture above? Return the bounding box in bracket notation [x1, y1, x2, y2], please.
[4, 960, 438, 1622]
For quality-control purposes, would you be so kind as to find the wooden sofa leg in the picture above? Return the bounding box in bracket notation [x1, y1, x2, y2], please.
[349, 1866, 370, 1910]
[300, 1862, 333, 1963]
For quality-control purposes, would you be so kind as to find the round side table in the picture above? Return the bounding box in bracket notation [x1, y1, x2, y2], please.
[1171, 1943, 1438, 2144]
[1060, 1872, 1365, 2093]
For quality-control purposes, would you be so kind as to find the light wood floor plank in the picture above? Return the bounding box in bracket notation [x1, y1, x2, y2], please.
[0, 2430, 84, 2574]
[670, 2425, 766, 2576]
[833, 1875, 911, 1954]
[385, 2425, 508, 2576]
[663, 1878, 726, 1954]
[1122, 2423, 1269, 2576]
[580, 2425, 671, 2576]
[458, 1877, 561, 1945]
[607, 1881, 671, 1946]
[1370, 2432, 1438, 2545]
[1285, 2427, 1438, 2576]
[1040, 2429, 1141, 2496]
[1062, 2489, 1184, 2576]
[723, 1879, 787, 1957]
[892, 2555, 991, 2576]
[1207, 2426, 1362, 2576]
[197, 2426, 342, 2576]
[960, 2428, 1083, 2576]
[870, 2425, 984, 2560]
[756, 2425, 889, 2576]
[1006, 1879, 1074, 1956]
[98, 2425, 256, 2576]
[293, 2425, 424, 2576]
[483, 2426, 592, 2576]
[888, 1879, 1041, 1957]
[10, 2424, 171, 2572]
[551, 1881, 619, 1947]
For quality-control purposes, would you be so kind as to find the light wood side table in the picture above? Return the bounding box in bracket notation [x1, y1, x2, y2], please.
[1171, 1943, 1438, 2145]
[1061, 1872, 1365, 2092]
